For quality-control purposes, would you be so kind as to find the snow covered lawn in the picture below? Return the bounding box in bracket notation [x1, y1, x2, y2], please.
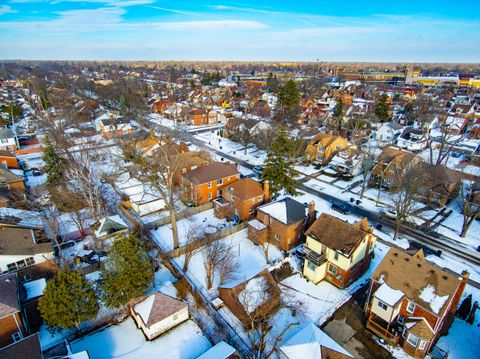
[70, 318, 211, 359]
[150, 209, 233, 252]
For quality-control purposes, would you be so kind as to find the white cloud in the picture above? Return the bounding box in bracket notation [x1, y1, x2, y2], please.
[0, 5, 17, 15]
[155, 20, 267, 31]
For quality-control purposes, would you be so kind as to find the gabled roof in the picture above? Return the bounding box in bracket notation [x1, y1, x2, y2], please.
[0, 167, 23, 185]
[0, 273, 20, 318]
[197, 341, 236, 359]
[306, 214, 371, 257]
[372, 249, 465, 317]
[93, 215, 128, 238]
[182, 162, 238, 185]
[223, 178, 263, 201]
[257, 197, 307, 224]
[0, 225, 52, 256]
[131, 292, 187, 328]
[0, 333, 43, 359]
[279, 323, 353, 359]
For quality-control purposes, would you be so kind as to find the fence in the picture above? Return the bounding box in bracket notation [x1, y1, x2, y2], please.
[143, 202, 213, 229]
[168, 222, 247, 257]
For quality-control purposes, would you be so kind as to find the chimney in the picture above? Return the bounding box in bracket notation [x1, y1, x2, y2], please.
[306, 201, 316, 228]
[263, 180, 270, 203]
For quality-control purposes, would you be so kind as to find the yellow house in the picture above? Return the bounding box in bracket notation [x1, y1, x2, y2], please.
[305, 133, 349, 165]
[303, 214, 376, 288]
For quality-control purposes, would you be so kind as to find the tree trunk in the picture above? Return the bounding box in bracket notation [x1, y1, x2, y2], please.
[393, 221, 401, 241]
[168, 191, 180, 249]
[460, 216, 475, 238]
[360, 177, 367, 199]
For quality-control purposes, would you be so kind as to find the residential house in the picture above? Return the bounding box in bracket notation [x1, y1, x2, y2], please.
[375, 122, 403, 143]
[442, 116, 470, 135]
[213, 179, 269, 221]
[218, 268, 281, 328]
[305, 133, 349, 165]
[99, 117, 133, 139]
[91, 215, 129, 242]
[0, 151, 19, 169]
[189, 108, 208, 126]
[329, 148, 364, 177]
[0, 274, 27, 347]
[20, 278, 47, 334]
[129, 292, 189, 341]
[180, 162, 240, 205]
[369, 147, 422, 189]
[152, 99, 174, 114]
[278, 323, 354, 359]
[365, 248, 468, 358]
[0, 225, 54, 276]
[0, 167, 25, 191]
[248, 198, 316, 252]
[396, 128, 428, 152]
[417, 165, 461, 208]
[197, 341, 239, 359]
[0, 129, 16, 152]
[0, 333, 42, 359]
[303, 214, 376, 288]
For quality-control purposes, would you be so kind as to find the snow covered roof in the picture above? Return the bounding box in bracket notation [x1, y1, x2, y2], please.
[279, 323, 353, 359]
[248, 219, 266, 231]
[419, 284, 449, 315]
[93, 215, 128, 238]
[132, 292, 187, 327]
[22, 278, 46, 301]
[374, 283, 404, 307]
[257, 197, 307, 224]
[196, 341, 236, 359]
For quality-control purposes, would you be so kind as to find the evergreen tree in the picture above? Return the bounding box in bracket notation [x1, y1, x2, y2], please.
[261, 127, 299, 197]
[42, 137, 66, 187]
[333, 98, 344, 118]
[374, 94, 390, 122]
[275, 79, 300, 123]
[100, 234, 153, 308]
[456, 294, 472, 320]
[38, 270, 99, 332]
[266, 73, 279, 92]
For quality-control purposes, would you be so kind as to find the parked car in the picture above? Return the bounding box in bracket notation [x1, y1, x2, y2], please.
[32, 169, 43, 177]
[252, 166, 263, 176]
[330, 201, 351, 214]
[451, 150, 462, 158]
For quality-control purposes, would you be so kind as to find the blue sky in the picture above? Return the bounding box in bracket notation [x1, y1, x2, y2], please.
[1, 1, 479, 62]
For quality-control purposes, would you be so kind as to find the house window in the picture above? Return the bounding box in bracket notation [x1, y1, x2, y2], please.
[334, 252, 339, 261]
[217, 190, 221, 197]
[258, 195, 263, 202]
[7, 263, 17, 272]
[1, 139, 8, 144]
[307, 261, 316, 271]
[248, 209, 255, 215]
[182, 168, 186, 174]
[270, 217, 274, 224]
[252, 198, 255, 204]
[227, 176, 230, 181]
[407, 333, 419, 348]
[12, 332, 22, 342]
[208, 182, 212, 189]
[216, 179, 223, 185]
[419, 340, 427, 351]
[406, 301, 416, 313]
[274, 233, 281, 242]
[377, 300, 388, 311]
[16, 260, 26, 269]
[26, 257, 34, 266]
[328, 263, 338, 275]
[208, 193, 212, 200]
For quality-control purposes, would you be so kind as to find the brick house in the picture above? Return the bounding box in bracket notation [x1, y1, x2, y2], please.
[189, 108, 208, 126]
[417, 165, 461, 208]
[0, 151, 19, 169]
[303, 214, 376, 289]
[364, 248, 468, 358]
[218, 268, 281, 328]
[0, 333, 42, 359]
[213, 179, 269, 221]
[180, 162, 240, 205]
[247, 198, 316, 252]
[0, 274, 27, 348]
[99, 117, 133, 139]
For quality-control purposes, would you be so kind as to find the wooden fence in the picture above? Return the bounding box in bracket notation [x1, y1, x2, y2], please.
[143, 202, 213, 229]
[168, 222, 247, 257]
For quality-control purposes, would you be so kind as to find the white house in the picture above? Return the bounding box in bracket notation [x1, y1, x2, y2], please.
[279, 323, 353, 359]
[0, 128, 17, 151]
[261, 93, 277, 108]
[396, 128, 428, 152]
[91, 215, 129, 241]
[129, 292, 189, 340]
[0, 225, 54, 274]
[329, 148, 364, 177]
[375, 122, 403, 143]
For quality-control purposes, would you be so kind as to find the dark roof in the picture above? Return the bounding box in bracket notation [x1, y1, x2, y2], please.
[0, 273, 20, 318]
[223, 178, 263, 200]
[131, 292, 187, 327]
[0, 225, 53, 256]
[257, 197, 306, 224]
[182, 162, 239, 185]
[0, 333, 43, 359]
[306, 214, 370, 256]
[0, 168, 23, 185]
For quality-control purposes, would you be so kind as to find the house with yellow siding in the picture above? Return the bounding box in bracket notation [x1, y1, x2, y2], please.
[303, 214, 376, 289]
[304, 133, 350, 165]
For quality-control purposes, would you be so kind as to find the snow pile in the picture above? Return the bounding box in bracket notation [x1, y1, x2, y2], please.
[23, 278, 47, 300]
[419, 284, 449, 314]
[240, 276, 269, 314]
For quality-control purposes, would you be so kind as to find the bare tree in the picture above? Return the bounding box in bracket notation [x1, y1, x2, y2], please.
[202, 240, 236, 290]
[457, 179, 480, 238]
[390, 166, 424, 241]
[360, 148, 377, 199]
[182, 225, 202, 272]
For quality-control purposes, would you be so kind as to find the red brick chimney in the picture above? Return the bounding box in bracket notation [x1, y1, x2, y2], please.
[263, 180, 270, 203]
[306, 201, 316, 228]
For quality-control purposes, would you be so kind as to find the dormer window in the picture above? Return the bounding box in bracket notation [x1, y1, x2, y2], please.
[406, 301, 416, 313]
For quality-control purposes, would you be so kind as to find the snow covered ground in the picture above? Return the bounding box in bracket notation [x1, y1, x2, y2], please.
[70, 318, 211, 359]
